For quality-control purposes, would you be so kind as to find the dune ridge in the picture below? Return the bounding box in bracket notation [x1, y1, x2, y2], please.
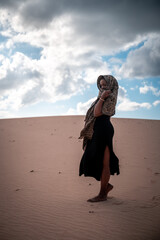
[0, 116, 160, 240]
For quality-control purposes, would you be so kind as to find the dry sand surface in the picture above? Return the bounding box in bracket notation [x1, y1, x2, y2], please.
[0, 116, 160, 240]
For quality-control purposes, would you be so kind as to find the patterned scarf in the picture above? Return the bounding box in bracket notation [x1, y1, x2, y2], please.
[79, 75, 119, 149]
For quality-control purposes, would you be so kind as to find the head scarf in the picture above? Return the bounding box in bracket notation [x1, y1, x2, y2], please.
[79, 75, 118, 149]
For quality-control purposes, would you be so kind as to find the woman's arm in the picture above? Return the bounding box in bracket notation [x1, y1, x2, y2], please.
[94, 98, 104, 117]
[94, 90, 111, 117]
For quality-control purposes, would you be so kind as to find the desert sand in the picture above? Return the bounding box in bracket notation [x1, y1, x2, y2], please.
[0, 116, 160, 240]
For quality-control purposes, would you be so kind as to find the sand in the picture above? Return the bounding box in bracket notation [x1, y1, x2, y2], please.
[0, 116, 160, 240]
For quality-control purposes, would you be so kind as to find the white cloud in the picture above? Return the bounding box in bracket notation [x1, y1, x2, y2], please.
[0, 52, 42, 93]
[0, 12, 112, 112]
[0, 110, 16, 119]
[153, 100, 160, 106]
[67, 97, 97, 115]
[66, 85, 152, 115]
[0, 1, 160, 118]
[117, 86, 127, 101]
[117, 86, 152, 111]
[117, 100, 151, 111]
[139, 85, 160, 96]
[13, 1, 160, 55]
[117, 35, 160, 78]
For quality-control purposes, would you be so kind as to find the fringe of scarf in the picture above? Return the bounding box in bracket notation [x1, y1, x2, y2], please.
[79, 75, 118, 149]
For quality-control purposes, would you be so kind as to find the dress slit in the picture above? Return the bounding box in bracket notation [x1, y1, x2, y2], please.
[79, 115, 120, 181]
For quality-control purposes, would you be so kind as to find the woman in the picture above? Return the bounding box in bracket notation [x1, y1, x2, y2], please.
[79, 75, 120, 202]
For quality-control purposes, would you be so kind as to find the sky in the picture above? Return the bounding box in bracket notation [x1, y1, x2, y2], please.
[0, 0, 160, 120]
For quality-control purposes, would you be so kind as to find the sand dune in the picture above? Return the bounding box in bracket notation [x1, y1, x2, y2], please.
[0, 116, 160, 240]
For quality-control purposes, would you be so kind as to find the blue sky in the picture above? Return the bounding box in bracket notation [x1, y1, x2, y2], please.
[0, 0, 160, 120]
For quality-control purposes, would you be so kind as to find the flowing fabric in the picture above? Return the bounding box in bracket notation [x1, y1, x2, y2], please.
[79, 115, 120, 181]
[79, 75, 119, 149]
[79, 75, 120, 181]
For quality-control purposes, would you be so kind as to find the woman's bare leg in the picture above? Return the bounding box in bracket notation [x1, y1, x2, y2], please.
[99, 146, 112, 197]
[87, 146, 113, 202]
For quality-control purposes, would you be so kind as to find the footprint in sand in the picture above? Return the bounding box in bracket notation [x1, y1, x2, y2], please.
[112, 200, 124, 205]
[152, 195, 160, 205]
[89, 211, 94, 213]
[109, 197, 124, 205]
[15, 188, 21, 191]
[139, 195, 160, 208]
[107, 196, 114, 199]
[139, 204, 153, 208]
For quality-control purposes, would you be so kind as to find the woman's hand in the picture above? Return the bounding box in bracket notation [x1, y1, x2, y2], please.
[100, 90, 111, 100]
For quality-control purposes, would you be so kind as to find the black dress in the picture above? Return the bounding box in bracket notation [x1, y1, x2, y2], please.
[79, 115, 120, 181]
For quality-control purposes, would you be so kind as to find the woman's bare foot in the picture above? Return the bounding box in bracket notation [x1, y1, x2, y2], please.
[87, 195, 107, 202]
[87, 183, 113, 202]
[106, 183, 113, 196]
